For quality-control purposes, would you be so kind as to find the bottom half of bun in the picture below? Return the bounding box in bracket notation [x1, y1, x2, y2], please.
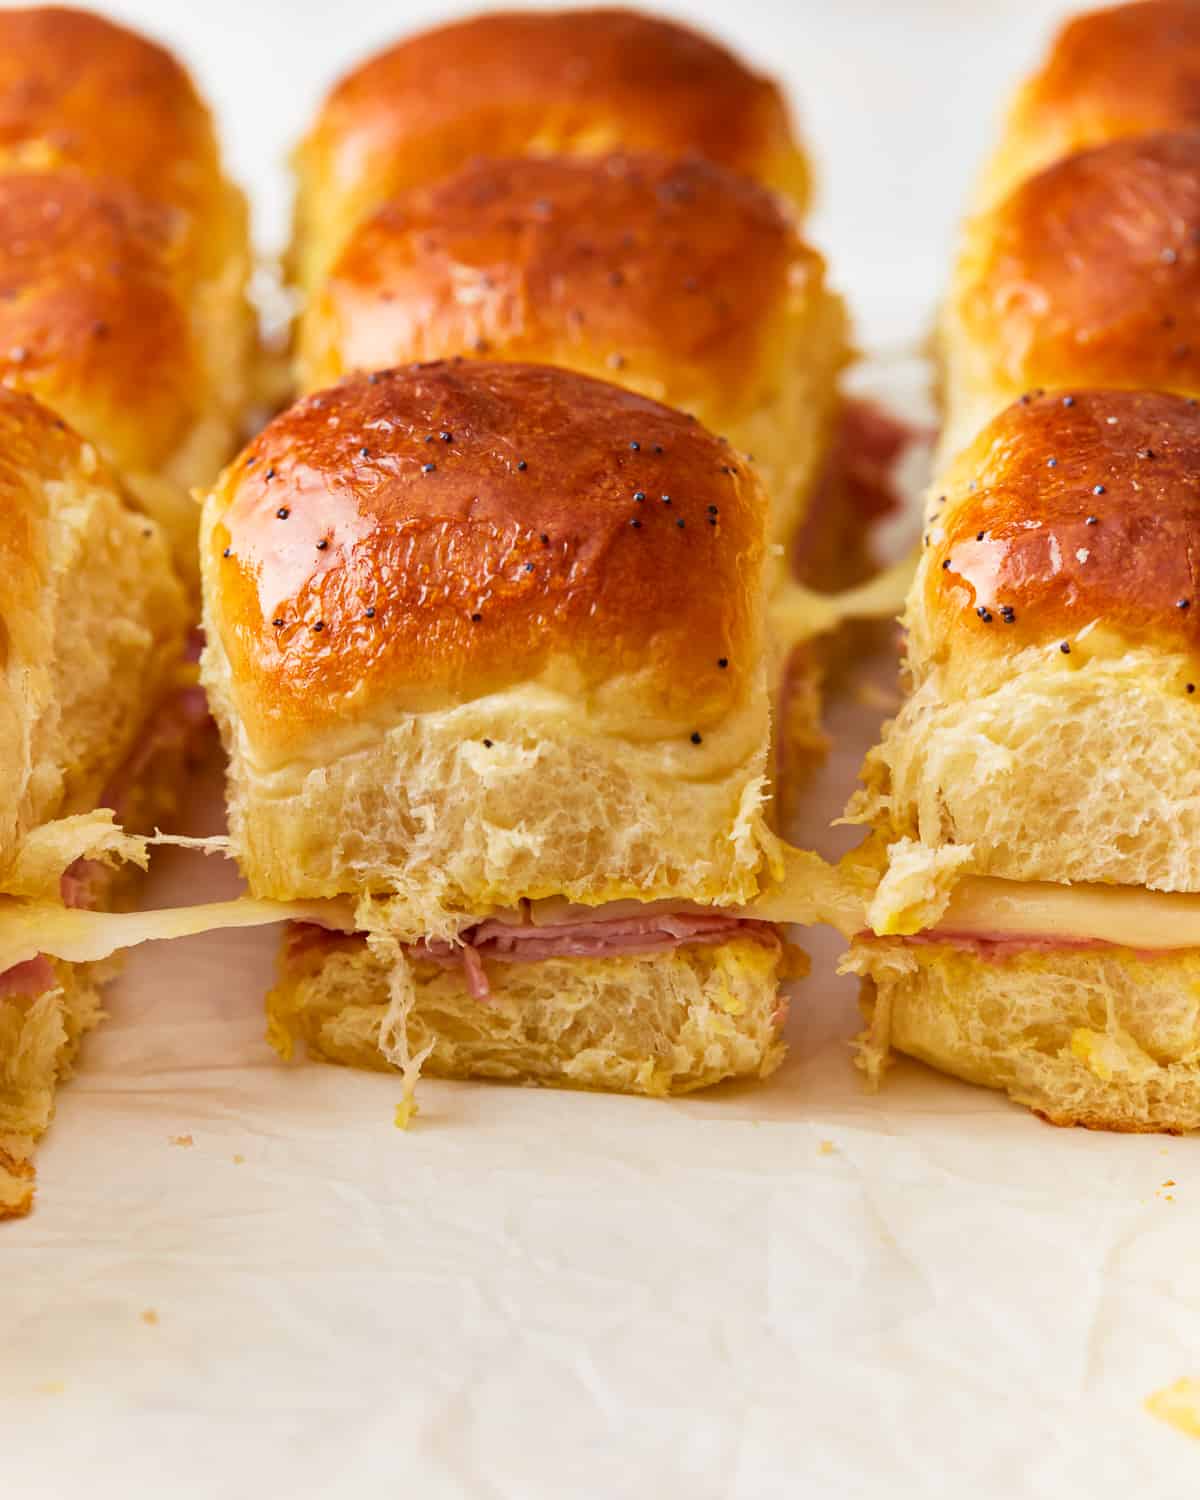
[0, 958, 107, 1218]
[844, 938, 1200, 1133]
[269, 929, 801, 1098]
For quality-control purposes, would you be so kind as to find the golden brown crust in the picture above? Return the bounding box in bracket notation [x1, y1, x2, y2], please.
[959, 133, 1200, 398]
[982, 0, 1200, 203]
[205, 361, 764, 754]
[0, 6, 225, 229]
[301, 152, 810, 418]
[925, 388, 1200, 660]
[293, 8, 807, 288]
[0, 171, 201, 476]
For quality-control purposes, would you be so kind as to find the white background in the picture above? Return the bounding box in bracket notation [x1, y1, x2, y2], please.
[5, 3, 1200, 1497]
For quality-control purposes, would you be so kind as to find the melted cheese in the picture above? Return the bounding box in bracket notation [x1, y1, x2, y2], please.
[931, 876, 1200, 951]
[0, 896, 356, 974]
[768, 550, 916, 650]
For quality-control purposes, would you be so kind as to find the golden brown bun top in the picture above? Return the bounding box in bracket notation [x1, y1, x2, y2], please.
[206, 361, 765, 756]
[981, 0, 1200, 204]
[0, 7, 226, 226]
[295, 8, 807, 288]
[0, 171, 200, 475]
[959, 132, 1200, 398]
[301, 152, 817, 417]
[924, 389, 1200, 665]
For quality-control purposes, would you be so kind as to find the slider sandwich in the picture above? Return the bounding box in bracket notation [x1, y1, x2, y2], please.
[845, 389, 1200, 1131]
[295, 150, 879, 784]
[290, 7, 811, 301]
[0, 388, 191, 1216]
[0, 5, 255, 581]
[199, 359, 827, 1100]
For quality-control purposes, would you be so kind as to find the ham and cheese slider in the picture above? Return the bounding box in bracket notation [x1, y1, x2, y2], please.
[296, 151, 856, 775]
[0, 6, 255, 581]
[290, 7, 809, 299]
[0, 387, 191, 1217]
[199, 360, 806, 1098]
[845, 389, 1200, 1131]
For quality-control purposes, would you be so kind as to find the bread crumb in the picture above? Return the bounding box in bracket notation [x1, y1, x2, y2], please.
[818, 1140, 836, 1155]
[141, 1309, 158, 1326]
[232, 1153, 245, 1165]
[1146, 1378, 1200, 1438]
[1164, 1180, 1177, 1188]
[169, 1134, 193, 1148]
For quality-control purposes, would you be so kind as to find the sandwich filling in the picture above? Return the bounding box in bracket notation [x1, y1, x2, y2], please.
[287, 903, 782, 1003]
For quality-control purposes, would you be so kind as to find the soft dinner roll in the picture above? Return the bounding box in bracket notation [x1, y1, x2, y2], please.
[976, 0, 1200, 210]
[941, 131, 1200, 462]
[847, 388, 1200, 1130]
[0, 386, 192, 1217]
[0, 7, 255, 576]
[298, 152, 849, 594]
[291, 8, 808, 297]
[202, 359, 800, 1096]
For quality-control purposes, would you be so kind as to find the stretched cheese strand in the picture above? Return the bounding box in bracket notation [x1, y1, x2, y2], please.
[0, 897, 355, 974]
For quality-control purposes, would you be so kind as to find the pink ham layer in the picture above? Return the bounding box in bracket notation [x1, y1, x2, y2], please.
[288, 911, 781, 1003]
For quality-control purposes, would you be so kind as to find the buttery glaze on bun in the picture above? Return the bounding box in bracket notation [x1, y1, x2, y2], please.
[976, 0, 1200, 208]
[0, 8, 254, 580]
[201, 360, 778, 929]
[0, 6, 246, 275]
[292, 8, 808, 293]
[853, 388, 1200, 891]
[298, 152, 847, 572]
[942, 132, 1200, 459]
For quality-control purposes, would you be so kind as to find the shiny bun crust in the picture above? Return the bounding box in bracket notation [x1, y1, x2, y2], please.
[977, 0, 1200, 208]
[847, 939, 1200, 1133]
[0, 386, 189, 868]
[0, 10, 255, 581]
[269, 931, 788, 1096]
[0, 172, 200, 480]
[851, 390, 1200, 891]
[922, 389, 1200, 672]
[201, 362, 775, 920]
[208, 360, 763, 746]
[292, 7, 808, 293]
[943, 133, 1200, 459]
[0, 7, 239, 267]
[299, 152, 848, 573]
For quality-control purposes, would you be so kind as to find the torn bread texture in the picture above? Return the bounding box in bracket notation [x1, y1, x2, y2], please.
[849, 646, 1200, 891]
[269, 933, 796, 1098]
[844, 938, 1200, 1131]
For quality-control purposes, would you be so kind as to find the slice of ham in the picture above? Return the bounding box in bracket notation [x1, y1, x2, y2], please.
[287, 909, 780, 1004]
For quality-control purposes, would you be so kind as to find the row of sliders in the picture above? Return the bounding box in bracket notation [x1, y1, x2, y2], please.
[0, 5, 907, 1215]
[17, 1, 1194, 1212]
[0, 6, 255, 1216]
[849, 0, 1200, 1131]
